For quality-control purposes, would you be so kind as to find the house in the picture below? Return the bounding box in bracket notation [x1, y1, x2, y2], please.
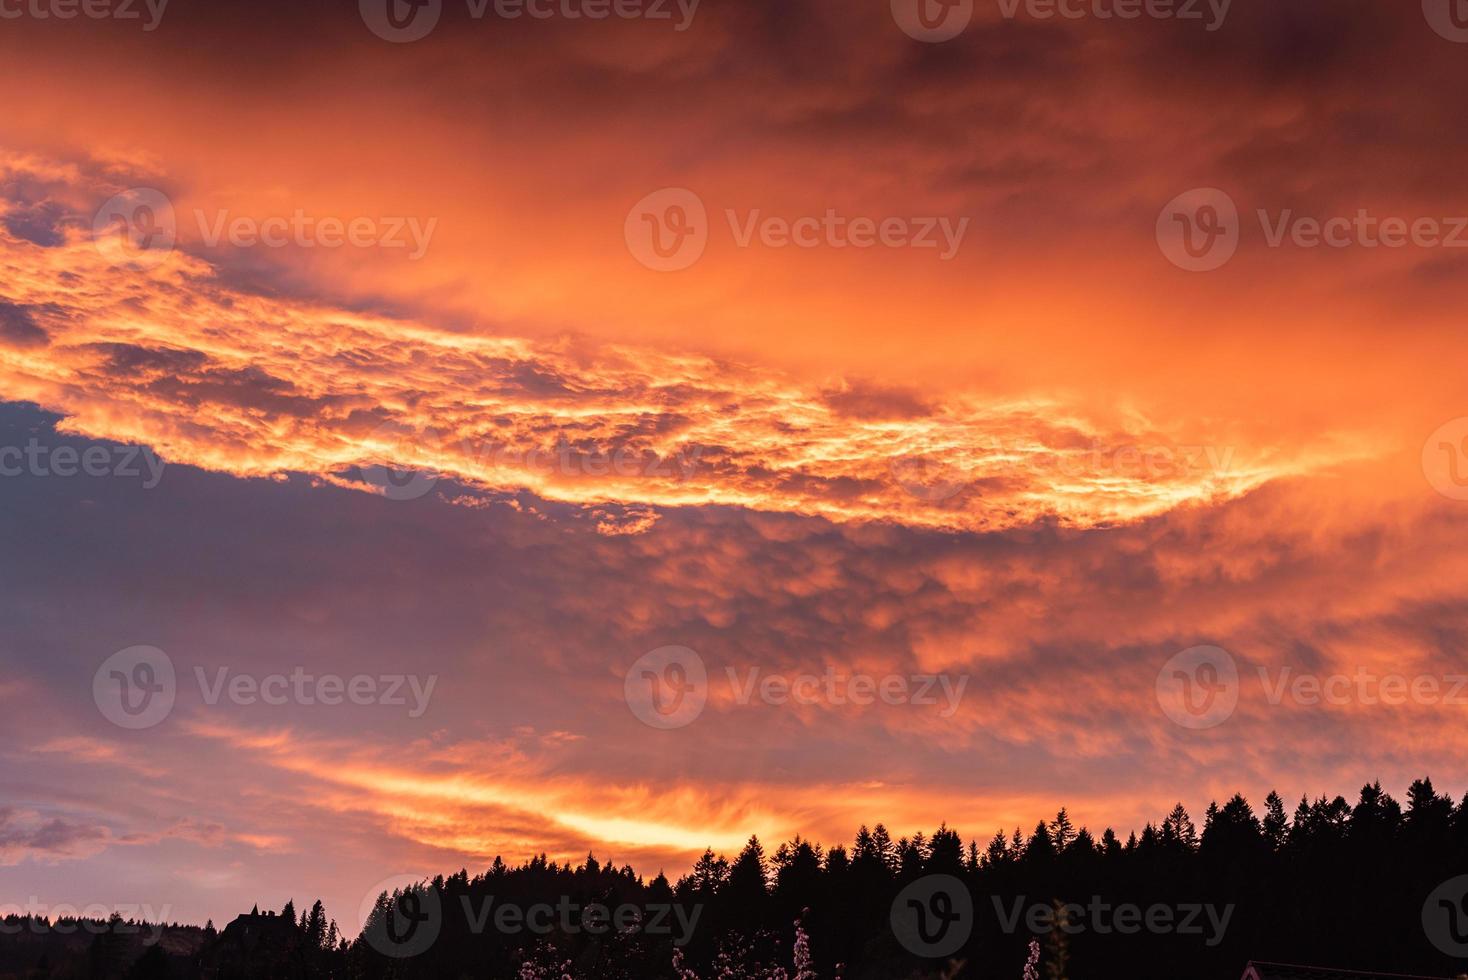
[1241, 963, 1458, 980]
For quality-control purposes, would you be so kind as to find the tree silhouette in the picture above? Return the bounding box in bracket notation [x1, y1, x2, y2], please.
[13, 776, 1468, 979]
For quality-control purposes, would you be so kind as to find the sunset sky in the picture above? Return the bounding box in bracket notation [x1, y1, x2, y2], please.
[3, 0, 1468, 936]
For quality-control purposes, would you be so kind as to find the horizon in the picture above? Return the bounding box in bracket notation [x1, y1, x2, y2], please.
[3, 773, 1459, 937]
[4, 0, 1468, 975]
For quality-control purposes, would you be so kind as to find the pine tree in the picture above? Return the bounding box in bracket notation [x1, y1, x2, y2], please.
[727, 836, 769, 898]
[927, 824, 964, 871]
[1262, 791, 1288, 850]
[984, 829, 1009, 867]
[871, 824, 897, 873]
[1161, 804, 1197, 851]
[304, 900, 327, 949]
[1049, 808, 1075, 851]
[1026, 821, 1055, 863]
[689, 848, 729, 893]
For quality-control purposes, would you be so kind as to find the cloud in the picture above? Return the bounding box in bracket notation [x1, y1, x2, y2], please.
[0, 300, 48, 348]
[0, 807, 113, 865]
[0, 149, 1362, 535]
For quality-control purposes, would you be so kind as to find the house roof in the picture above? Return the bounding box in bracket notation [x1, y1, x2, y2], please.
[1242, 963, 1457, 980]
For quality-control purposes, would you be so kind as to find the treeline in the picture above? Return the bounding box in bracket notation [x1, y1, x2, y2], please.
[7, 778, 1468, 979]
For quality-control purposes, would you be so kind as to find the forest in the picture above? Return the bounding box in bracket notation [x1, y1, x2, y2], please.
[4, 778, 1467, 979]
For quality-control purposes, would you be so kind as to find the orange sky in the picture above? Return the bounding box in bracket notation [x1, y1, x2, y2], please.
[2, 0, 1467, 935]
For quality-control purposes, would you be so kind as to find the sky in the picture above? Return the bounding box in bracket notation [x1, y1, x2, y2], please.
[2, 0, 1468, 936]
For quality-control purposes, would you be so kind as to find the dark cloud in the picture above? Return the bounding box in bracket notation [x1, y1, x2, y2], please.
[822, 381, 931, 420]
[2, 199, 69, 247]
[0, 300, 48, 348]
[0, 807, 110, 861]
[87, 342, 212, 374]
